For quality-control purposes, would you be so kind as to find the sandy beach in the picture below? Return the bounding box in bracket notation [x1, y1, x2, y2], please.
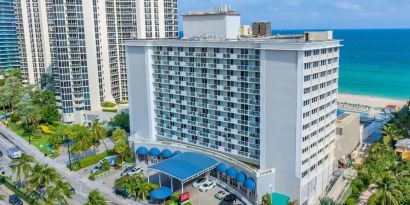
[338, 93, 408, 108]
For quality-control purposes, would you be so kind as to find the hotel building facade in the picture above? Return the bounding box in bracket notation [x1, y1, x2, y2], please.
[0, 0, 20, 70]
[126, 9, 340, 205]
[14, 0, 178, 123]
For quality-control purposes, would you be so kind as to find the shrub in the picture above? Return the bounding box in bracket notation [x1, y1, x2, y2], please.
[69, 150, 115, 171]
[38, 124, 55, 134]
[102, 108, 118, 113]
[102, 101, 116, 108]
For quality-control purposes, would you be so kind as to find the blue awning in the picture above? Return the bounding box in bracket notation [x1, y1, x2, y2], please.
[149, 147, 160, 156]
[173, 151, 182, 156]
[216, 163, 227, 173]
[136, 146, 148, 155]
[245, 177, 256, 190]
[236, 171, 247, 183]
[226, 167, 237, 178]
[161, 149, 173, 158]
[149, 186, 173, 200]
[149, 152, 220, 182]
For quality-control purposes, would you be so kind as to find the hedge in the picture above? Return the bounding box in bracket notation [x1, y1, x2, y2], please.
[102, 101, 116, 108]
[102, 108, 118, 113]
[69, 150, 115, 171]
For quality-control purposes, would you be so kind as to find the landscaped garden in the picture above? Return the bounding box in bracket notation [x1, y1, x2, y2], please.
[344, 101, 410, 205]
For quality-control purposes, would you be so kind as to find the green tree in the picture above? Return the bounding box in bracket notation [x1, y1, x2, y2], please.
[48, 125, 67, 149]
[261, 193, 271, 205]
[112, 128, 126, 142]
[67, 124, 92, 155]
[108, 112, 130, 132]
[319, 197, 341, 205]
[31, 90, 61, 123]
[0, 76, 24, 113]
[46, 179, 74, 205]
[373, 172, 402, 205]
[382, 123, 402, 145]
[89, 118, 108, 153]
[84, 189, 107, 205]
[11, 153, 34, 184]
[114, 140, 131, 162]
[28, 164, 61, 190]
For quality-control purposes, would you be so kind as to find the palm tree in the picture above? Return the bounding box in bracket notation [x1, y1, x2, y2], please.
[89, 118, 108, 153]
[382, 123, 402, 145]
[46, 179, 74, 205]
[11, 153, 34, 184]
[112, 128, 126, 142]
[373, 172, 402, 205]
[28, 164, 61, 190]
[84, 189, 107, 205]
[68, 124, 92, 156]
[319, 197, 341, 205]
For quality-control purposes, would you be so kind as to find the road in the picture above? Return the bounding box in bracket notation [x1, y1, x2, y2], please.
[0, 123, 141, 205]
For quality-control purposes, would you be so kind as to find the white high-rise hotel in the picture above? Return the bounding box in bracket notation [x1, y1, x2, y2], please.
[14, 0, 178, 123]
[127, 8, 340, 205]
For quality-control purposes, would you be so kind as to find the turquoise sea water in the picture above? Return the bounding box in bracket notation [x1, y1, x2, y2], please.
[273, 29, 410, 100]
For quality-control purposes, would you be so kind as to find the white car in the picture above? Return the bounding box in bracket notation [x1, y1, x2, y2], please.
[125, 166, 142, 177]
[198, 180, 216, 192]
[90, 163, 102, 174]
[192, 178, 207, 188]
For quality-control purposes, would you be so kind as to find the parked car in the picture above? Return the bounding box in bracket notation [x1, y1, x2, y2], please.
[125, 166, 142, 177]
[0, 159, 3, 165]
[9, 161, 18, 169]
[7, 147, 22, 159]
[198, 180, 216, 192]
[120, 166, 134, 177]
[0, 150, 3, 157]
[90, 163, 102, 174]
[215, 190, 228, 200]
[101, 155, 117, 166]
[192, 178, 207, 188]
[223, 194, 237, 202]
[9, 194, 23, 205]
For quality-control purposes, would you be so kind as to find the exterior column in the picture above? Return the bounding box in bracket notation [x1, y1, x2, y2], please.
[159, 173, 162, 186]
[171, 176, 174, 192]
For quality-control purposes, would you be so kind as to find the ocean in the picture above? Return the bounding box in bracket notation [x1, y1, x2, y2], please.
[272, 29, 410, 100]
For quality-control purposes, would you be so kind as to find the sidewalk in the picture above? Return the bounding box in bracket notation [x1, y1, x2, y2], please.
[0, 123, 142, 205]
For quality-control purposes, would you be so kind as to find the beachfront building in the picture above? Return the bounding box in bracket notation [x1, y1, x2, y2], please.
[126, 7, 340, 205]
[395, 139, 410, 161]
[0, 0, 20, 70]
[15, 0, 178, 123]
[335, 112, 361, 166]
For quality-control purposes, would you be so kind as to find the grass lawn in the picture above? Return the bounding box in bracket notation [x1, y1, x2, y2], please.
[7, 123, 59, 158]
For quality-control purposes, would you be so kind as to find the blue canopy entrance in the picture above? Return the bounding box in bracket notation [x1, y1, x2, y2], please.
[148, 152, 220, 193]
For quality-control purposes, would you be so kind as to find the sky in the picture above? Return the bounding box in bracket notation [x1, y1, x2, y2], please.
[179, 0, 410, 29]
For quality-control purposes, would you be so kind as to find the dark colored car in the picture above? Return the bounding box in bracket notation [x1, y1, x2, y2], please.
[114, 187, 129, 198]
[223, 194, 237, 202]
[9, 194, 23, 205]
[0, 150, 3, 157]
[9, 161, 18, 169]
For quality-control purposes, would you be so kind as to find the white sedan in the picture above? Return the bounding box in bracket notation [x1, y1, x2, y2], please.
[192, 178, 207, 188]
[198, 180, 216, 192]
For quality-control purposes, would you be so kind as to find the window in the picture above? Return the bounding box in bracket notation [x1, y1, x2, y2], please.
[304, 75, 311, 82]
[302, 158, 309, 165]
[304, 51, 312, 57]
[313, 49, 320, 55]
[302, 147, 309, 153]
[302, 170, 308, 178]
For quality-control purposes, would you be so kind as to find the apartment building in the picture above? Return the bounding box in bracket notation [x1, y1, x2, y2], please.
[126, 8, 340, 205]
[15, 0, 178, 123]
[0, 0, 20, 70]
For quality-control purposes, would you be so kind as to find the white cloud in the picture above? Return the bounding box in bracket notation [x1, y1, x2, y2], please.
[334, 1, 361, 11]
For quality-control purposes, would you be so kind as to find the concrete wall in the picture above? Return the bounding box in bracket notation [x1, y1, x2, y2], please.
[335, 113, 361, 161]
[260, 49, 301, 200]
[125, 45, 153, 140]
[183, 14, 240, 39]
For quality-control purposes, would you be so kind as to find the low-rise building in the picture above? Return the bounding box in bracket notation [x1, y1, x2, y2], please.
[335, 112, 361, 164]
[395, 139, 410, 161]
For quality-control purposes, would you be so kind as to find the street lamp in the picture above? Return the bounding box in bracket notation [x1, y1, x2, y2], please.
[269, 184, 273, 205]
[62, 134, 72, 171]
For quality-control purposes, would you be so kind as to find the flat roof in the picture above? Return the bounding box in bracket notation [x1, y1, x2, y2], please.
[149, 152, 220, 182]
